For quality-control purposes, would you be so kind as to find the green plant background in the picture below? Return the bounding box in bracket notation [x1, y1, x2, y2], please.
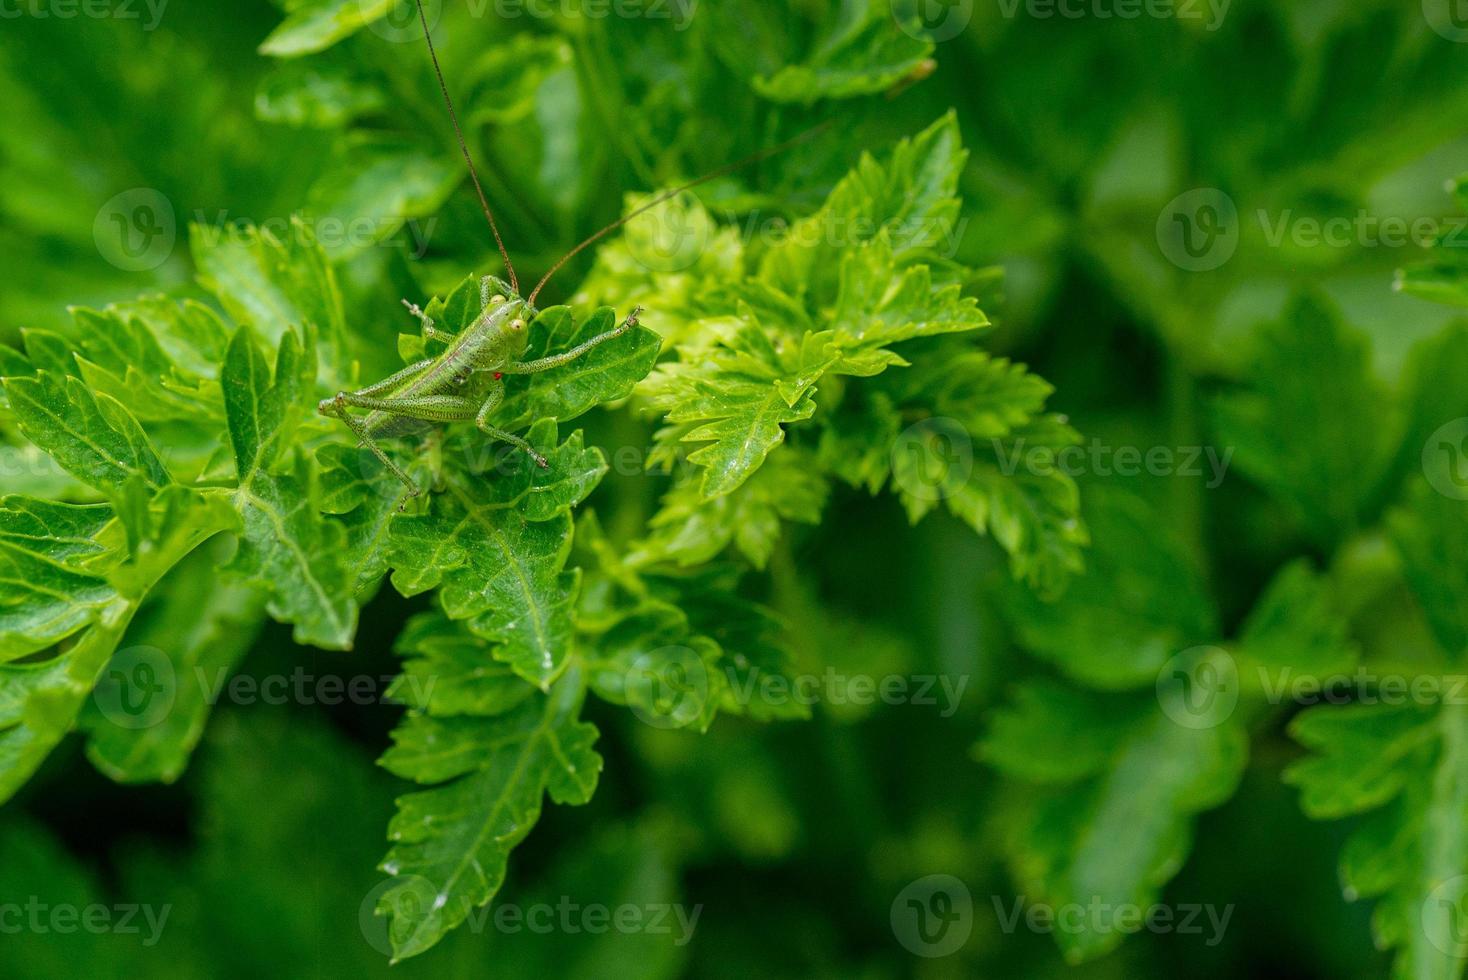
[3, 1, 1468, 977]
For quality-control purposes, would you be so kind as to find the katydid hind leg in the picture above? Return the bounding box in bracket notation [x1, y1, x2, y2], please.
[331, 391, 480, 423]
[317, 359, 433, 414]
[320, 398, 420, 502]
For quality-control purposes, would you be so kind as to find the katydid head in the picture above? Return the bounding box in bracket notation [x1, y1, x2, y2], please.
[467, 285, 535, 366]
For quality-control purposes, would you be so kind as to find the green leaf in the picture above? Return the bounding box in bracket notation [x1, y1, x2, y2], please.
[760, 112, 967, 303]
[0, 487, 236, 804]
[316, 441, 404, 593]
[630, 449, 828, 569]
[1390, 480, 1468, 660]
[1000, 489, 1215, 689]
[386, 421, 606, 688]
[751, 0, 933, 105]
[983, 679, 1248, 963]
[192, 218, 351, 388]
[3, 371, 172, 494]
[646, 309, 905, 498]
[1235, 559, 1359, 677]
[255, 58, 388, 128]
[76, 544, 264, 784]
[258, 0, 398, 58]
[223, 326, 310, 480]
[224, 327, 357, 650]
[1212, 294, 1393, 546]
[387, 611, 534, 717]
[0, 497, 117, 661]
[1287, 702, 1468, 980]
[1397, 175, 1468, 308]
[377, 664, 602, 962]
[303, 138, 459, 261]
[64, 301, 226, 424]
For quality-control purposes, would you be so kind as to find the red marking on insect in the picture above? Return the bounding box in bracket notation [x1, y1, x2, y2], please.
[493, 372, 503, 380]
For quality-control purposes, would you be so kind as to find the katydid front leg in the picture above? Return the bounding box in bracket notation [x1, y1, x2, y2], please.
[401, 300, 454, 344]
[500, 307, 642, 375]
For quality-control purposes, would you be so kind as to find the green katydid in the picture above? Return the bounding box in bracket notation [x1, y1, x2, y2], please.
[319, 0, 827, 501]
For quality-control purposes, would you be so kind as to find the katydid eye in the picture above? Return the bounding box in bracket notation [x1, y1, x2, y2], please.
[490, 294, 506, 306]
[511, 318, 525, 331]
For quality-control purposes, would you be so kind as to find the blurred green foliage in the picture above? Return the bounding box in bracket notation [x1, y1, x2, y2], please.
[3, 1, 1468, 977]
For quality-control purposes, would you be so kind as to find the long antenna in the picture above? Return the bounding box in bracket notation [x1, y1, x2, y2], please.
[527, 120, 833, 306]
[415, 0, 518, 293]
